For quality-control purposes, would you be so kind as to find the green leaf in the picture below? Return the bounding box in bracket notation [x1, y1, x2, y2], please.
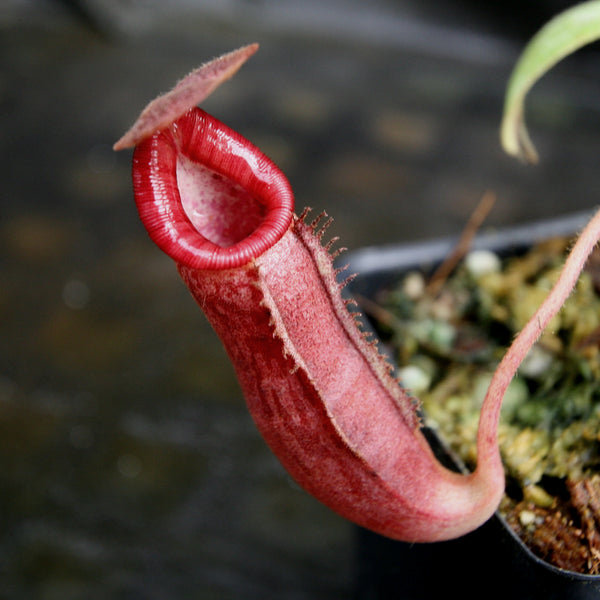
[501, 0, 600, 163]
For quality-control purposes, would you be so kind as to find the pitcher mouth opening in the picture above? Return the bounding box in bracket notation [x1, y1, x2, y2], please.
[132, 107, 294, 270]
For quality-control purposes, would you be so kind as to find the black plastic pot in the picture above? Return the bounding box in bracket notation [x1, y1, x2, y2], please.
[346, 211, 600, 600]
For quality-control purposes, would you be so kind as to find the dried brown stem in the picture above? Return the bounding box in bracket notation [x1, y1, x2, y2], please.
[426, 191, 496, 296]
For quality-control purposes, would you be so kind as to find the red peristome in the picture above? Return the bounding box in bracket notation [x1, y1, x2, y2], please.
[132, 106, 505, 542]
[133, 107, 293, 270]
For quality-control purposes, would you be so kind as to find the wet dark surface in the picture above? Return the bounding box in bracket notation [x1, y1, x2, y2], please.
[2, 1, 600, 598]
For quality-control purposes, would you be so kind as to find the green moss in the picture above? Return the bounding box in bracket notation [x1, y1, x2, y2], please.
[379, 237, 600, 504]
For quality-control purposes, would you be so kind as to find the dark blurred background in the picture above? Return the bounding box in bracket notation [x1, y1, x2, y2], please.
[2, 1, 600, 598]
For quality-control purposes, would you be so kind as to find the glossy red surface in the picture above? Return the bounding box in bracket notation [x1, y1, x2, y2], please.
[132, 108, 294, 270]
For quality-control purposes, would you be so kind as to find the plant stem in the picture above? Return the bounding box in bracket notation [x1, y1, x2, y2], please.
[477, 207, 600, 469]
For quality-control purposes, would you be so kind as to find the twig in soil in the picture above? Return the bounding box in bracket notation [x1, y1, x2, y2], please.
[426, 191, 496, 296]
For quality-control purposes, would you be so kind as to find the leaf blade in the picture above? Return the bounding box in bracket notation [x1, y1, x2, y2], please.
[501, 1, 600, 163]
